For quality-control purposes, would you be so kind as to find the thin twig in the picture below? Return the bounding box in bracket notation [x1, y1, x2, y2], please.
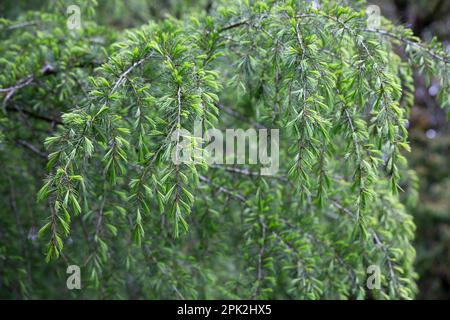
[15, 139, 48, 159]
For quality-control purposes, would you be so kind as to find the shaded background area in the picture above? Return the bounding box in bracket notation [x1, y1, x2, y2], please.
[1, 0, 449, 299]
[371, 0, 450, 299]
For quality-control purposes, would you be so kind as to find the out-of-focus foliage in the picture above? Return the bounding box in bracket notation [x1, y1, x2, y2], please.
[408, 130, 450, 299]
[1, 0, 211, 28]
[375, 0, 450, 299]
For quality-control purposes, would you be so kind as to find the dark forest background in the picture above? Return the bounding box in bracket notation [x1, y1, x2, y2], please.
[1, 0, 449, 299]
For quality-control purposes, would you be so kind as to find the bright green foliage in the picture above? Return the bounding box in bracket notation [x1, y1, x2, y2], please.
[0, 0, 449, 299]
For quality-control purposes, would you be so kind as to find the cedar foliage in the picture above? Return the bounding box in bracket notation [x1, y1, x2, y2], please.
[0, 0, 449, 299]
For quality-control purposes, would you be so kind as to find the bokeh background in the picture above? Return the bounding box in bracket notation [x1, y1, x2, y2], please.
[372, 0, 450, 299]
[1, 0, 449, 299]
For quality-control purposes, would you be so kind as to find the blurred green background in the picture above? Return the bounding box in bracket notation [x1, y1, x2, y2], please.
[1, 0, 449, 299]
[371, 0, 450, 299]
